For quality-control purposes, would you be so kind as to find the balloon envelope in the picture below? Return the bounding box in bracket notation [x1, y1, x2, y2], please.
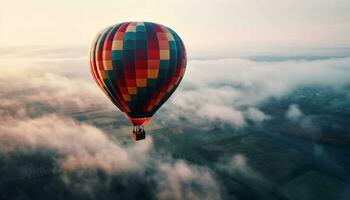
[89, 22, 187, 126]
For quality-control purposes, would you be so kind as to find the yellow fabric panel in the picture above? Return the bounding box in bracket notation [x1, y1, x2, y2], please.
[112, 41, 123, 50]
[147, 69, 159, 78]
[103, 60, 112, 70]
[136, 79, 147, 87]
[127, 87, 137, 95]
[160, 50, 170, 60]
[126, 23, 136, 32]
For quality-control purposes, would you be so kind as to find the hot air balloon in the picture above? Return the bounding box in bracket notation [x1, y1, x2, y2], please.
[89, 22, 187, 141]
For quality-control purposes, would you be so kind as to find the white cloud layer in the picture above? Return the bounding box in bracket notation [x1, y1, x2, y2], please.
[0, 50, 223, 198]
[3, 47, 349, 129]
[160, 56, 350, 128]
[1, 46, 349, 199]
[0, 113, 221, 199]
[0, 114, 143, 173]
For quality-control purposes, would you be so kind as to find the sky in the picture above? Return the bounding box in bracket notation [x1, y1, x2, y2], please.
[1, 0, 350, 54]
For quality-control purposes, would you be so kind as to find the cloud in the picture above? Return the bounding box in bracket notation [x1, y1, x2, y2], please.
[158, 56, 350, 128]
[222, 154, 255, 177]
[285, 104, 321, 132]
[245, 107, 271, 123]
[160, 86, 245, 128]
[1, 46, 349, 199]
[0, 113, 222, 199]
[227, 154, 249, 173]
[286, 104, 304, 121]
[0, 65, 113, 120]
[0, 48, 225, 199]
[2, 47, 350, 129]
[156, 160, 221, 200]
[0, 114, 144, 174]
[197, 104, 245, 127]
[217, 154, 267, 187]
